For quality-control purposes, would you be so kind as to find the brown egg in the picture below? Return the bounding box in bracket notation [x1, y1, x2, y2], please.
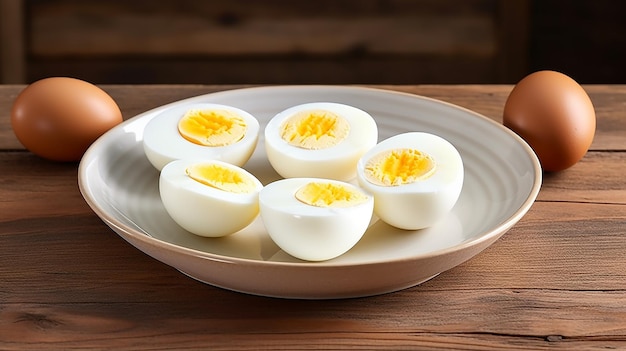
[503, 70, 596, 172]
[11, 77, 123, 162]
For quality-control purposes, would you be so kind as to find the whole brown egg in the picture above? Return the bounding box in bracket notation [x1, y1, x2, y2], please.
[11, 77, 123, 162]
[503, 70, 596, 172]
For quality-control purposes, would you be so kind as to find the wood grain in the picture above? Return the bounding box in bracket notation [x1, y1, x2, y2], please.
[0, 85, 625, 350]
[0, 0, 25, 83]
[14, 0, 533, 84]
[29, 0, 496, 56]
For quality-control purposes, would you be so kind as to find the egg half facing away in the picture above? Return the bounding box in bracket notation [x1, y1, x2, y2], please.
[11, 77, 123, 162]
[503, 70, 596, 172]
[143, 103, 260, 171]
[159, 159, 263, 237]
[259, 178, 374, 261]
[264, 102, 378, 181]
[356, 132, 464, 230]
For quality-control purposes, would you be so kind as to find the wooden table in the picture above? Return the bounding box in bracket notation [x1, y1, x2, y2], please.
[1, 85, 624, 350]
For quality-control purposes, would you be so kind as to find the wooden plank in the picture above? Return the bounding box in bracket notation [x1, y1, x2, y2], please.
[538, 152, 626, 204]
[25, 55, 499, 84]
[0, 0, 26, 83]
[529, 1, 626, 84]
[27, 0, 496, 57]
[0, 84, 21, 149]
[0, 84, 625, 350]
[495, 0, 531, 83]
[0, 289, 625, 349]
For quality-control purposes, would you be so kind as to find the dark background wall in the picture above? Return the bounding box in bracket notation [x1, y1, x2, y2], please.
[528, 1, 625, 84]
[1, 0, 624, 85]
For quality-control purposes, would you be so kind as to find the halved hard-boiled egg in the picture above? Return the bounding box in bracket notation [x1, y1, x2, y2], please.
[356, 132, 464, 230]
[264, 102, 378, 181]
[259, 178, 374, 261]
[143, 103, 260, 171]
[159, 159, 263, 237]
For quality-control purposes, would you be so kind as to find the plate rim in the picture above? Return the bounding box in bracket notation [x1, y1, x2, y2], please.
[78, 85, 542, 269]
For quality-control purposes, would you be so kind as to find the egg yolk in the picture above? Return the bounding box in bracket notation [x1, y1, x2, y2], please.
[280, 109, 349, 150]
[364, 148, 436, 186]
[295, 182, 369, 208]
[186, 163, 257, 193]
[178, 109, 247, 146]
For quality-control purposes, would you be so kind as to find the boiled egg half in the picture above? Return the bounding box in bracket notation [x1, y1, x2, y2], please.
[356, 132, 464, 230]
[159, 159, 263, 237]
[143, 103, 260, 171]
[259, 178, 374, 261]
[264, 102, 378, 181]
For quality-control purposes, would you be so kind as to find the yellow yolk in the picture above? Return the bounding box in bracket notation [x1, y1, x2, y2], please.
[295, 182, 369, 208]
[178, 109, 247, 146]
[186, 163, 257, 193]
[280, 109, 349, 149]
[364, 148, 436, 186]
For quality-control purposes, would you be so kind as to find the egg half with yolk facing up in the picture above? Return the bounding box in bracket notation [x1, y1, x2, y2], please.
[356, 132, 464, 230]
[264, 102, 378, 181]
[143, 103, 260, 171]
[259, 178, 374, 261]
[159, 159, 263, 237]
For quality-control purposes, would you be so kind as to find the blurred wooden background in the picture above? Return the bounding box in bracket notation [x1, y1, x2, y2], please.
[1, 0, 624, 85]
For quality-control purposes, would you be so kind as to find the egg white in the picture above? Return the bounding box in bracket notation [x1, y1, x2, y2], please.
[259, 177, 374, 261]
[356, 132, 464, 230]
[143, 103, 260, 171]
[159, 159, 263, 237]
[264, 102, 378, 181]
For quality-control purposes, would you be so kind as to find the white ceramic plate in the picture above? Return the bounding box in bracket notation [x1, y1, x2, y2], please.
[78, 86, 541, 299]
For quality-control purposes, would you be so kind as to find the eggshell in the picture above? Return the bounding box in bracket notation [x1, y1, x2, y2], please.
[11, 77, 123, 162]
[503, 70, 596, 172]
